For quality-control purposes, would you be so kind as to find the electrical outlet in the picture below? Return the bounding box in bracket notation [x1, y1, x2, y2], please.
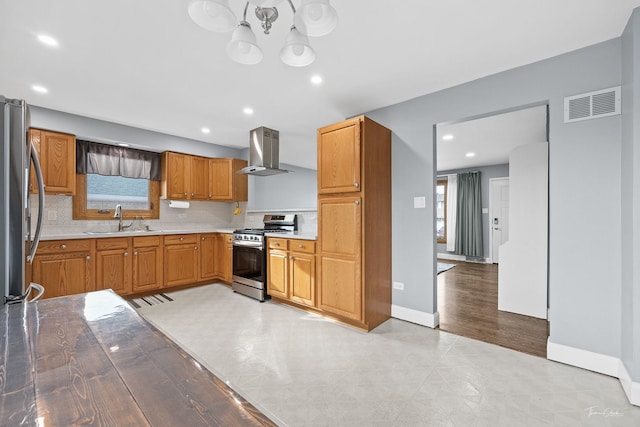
[393, 282, 404, 290]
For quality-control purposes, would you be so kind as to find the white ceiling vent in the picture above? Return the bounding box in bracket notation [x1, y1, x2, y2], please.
[564, 86, 621, 123]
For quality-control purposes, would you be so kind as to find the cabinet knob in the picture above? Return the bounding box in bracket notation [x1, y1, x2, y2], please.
[60, 244, 67, 249]
[191, 192, 195, 197]
[274, 242, 280, 246]
[289, 256, 293, 260]
[194, 246, 198, 250]
[124, 252, 129, 257]
[208, 194, 212, 198]
[86, 256, 91, 260]
[354, 183, 359, 188]
[184, 192, 187, 196]
[180, 237, 184, 241]
[134, 252, 138, 256]
[299, 244, 304, 249]
[202, 237, 205, 241]
[355, 200, 360, 205]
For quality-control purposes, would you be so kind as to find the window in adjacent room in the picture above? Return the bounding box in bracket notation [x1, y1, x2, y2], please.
[436, 179, 447, 243]
[73, 140, 160, 220]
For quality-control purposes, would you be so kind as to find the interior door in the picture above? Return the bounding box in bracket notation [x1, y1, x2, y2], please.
[490, 177, 510, 263]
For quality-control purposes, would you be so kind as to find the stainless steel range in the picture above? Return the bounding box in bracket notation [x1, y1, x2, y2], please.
[232, 214, 297, 301]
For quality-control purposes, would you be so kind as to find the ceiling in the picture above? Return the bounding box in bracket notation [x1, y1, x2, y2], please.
[2, 1, 639, 170]
[437, 105, 548, 171]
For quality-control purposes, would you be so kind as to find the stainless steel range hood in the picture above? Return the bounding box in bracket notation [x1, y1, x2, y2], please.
[239, 127, 289, 176]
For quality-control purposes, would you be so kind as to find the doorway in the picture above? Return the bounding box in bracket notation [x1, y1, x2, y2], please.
[434, 104, 549, 356]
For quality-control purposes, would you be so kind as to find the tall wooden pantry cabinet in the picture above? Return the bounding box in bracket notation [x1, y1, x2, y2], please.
[316, 116, 392, 331]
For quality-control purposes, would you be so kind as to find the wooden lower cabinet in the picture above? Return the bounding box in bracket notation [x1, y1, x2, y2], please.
[267, 238, 316, 307]
[216, 233, 233, 284]
[132, 236, 163, 293]
[96, 238, 132, 295]
[31, 239, 94, 299]
[164, 235, 199, 287]
[199, 234, 217, 281]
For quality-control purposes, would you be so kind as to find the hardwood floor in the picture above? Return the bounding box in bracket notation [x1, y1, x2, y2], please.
[436, 260, 549, 358]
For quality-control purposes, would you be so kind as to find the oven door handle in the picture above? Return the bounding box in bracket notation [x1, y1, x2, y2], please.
[232, 241, 264, 249]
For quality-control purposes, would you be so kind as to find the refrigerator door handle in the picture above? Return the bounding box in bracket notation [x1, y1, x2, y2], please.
[27, 147, 45, 263]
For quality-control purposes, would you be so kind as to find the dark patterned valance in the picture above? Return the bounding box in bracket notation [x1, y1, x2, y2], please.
[76, 140, 161, 181]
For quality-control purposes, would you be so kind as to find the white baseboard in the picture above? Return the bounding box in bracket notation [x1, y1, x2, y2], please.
[437, 253, 490, 263]
[391, 305, 439, 328]
[618, 360, 640, 406]
[547, 339, 640, 407]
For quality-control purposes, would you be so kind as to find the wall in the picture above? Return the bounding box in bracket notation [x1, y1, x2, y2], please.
[365, 38, 623, 361]
[30, 106, 240, 158]
[498, 142, 548, 319]
[29, 107, 247, 233]
[436, 163, 509, 260]
[247, 164, 317, 211]
[621, 8, 640, 385]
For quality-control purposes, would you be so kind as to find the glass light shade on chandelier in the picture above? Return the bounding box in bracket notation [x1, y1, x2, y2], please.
[188, 0, 237, 33]
[280, 26, 315, 67]
[188, 0, 337, 66]
[294, 0, 338, 37]
[226, 21, 264, 65]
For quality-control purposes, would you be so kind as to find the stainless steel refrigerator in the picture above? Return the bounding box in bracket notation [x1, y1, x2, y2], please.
[1, 95, 45, 304]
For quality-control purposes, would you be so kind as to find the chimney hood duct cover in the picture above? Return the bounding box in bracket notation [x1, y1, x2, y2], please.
[240, 127, 290, 176]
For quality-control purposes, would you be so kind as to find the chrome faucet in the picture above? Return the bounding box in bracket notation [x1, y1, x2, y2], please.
[114, 204, 132, 232]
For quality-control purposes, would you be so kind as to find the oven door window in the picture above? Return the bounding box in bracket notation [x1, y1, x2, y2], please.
[233, 246, 264, 282]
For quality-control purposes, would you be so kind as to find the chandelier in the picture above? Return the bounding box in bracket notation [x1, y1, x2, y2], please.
[188, 0, 338, 67]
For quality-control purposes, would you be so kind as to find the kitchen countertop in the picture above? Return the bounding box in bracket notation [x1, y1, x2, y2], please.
[40, 227, 237, 241]
[0, 290, 275, 426]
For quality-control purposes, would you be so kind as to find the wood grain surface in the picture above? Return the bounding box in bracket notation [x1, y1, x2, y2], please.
[0, 290, 275, 426]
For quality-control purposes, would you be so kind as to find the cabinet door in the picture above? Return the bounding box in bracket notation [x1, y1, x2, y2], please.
[164, 243, 199, 287]
[318, 118, 361, 194]
[223, 239, 233, 283]
[290, 252, 315, 307]
[208, 159, 248, 201]
[96, 248, 132, 295]
[31, 252, 93, 299]
[163, 152, 190, 199]
[267, 250, 288, 299]
[190, 156, 209, 200]
[199, 234, 217, 281]
[318, 196, 362, 320]
[29, 129, 76, 195]
[133, 246, 163, 292]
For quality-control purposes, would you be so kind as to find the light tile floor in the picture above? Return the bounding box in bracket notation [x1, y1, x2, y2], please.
[136, 284, 640, 426]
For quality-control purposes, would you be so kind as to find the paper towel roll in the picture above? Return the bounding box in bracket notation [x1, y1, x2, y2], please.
[168, 200, 190, 209]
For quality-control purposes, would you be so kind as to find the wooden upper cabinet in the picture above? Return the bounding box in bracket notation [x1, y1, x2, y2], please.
[29, 128, 76, 195]
[190, 156, 209, 200]
[162, 152, 190, 199]
[317, 117, 361, 195]
[162, 153, 248, 202]
[208, 158, 248, 201]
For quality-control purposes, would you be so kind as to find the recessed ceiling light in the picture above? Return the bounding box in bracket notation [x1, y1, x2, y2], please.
[243, 107, 254, 115]
[442, 134, 454, 141]
[37, 34, 58, 47]
[310, 75, 323, 85]
[201, 127, 211, 134]
[32, 85, 48, 94]
[465, 152, 476, 158]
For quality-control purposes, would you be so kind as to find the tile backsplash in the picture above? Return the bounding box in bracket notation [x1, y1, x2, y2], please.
[33, 195, 317, 235]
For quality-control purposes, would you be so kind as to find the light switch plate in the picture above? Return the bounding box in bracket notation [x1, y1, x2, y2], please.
[413, 196, 426, 209]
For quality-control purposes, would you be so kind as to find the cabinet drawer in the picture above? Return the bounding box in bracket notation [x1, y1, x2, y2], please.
[96, 237, 130, 251]
[38, 239, 92, 254]
[289, 239, 315, 254]
[164, 234, 197, 245]
[133, 235, 161, 248]
[268, 238, 288, 250]
[223, 233, 233, 244]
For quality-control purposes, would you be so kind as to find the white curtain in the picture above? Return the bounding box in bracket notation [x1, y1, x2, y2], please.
[446, 174, 457, 252]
